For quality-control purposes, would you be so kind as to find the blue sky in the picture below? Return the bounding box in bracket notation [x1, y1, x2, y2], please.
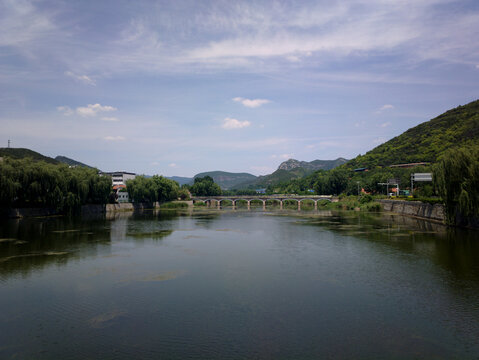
[1, 0, 478, 176]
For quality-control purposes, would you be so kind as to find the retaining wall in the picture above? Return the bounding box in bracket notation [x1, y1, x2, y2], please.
[378, 200, 445, 223]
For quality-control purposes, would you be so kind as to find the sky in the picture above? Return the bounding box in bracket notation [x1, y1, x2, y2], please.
[1, 0, 479, 177]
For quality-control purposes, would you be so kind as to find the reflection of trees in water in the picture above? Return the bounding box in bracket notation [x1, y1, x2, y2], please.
[190, 210, 221, 230]
[303, 211, 479, 282]
[0, 217, 111, 278]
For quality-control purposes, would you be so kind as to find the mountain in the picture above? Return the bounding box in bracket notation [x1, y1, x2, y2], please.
[167, 176, 193, 186]
[193, 171, 257, 190]
[278, 158, 348, 171]
[0, 148, 58, 164]
[234, 158, 348, 189]
[248, 168, 311, 188]
[55, 155, 93, 168]
[346, 99, 479, 169]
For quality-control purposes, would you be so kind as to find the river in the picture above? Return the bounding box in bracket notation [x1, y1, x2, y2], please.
[0, 209, 478, 359]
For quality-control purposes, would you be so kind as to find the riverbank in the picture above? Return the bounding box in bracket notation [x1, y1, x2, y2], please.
[378, 199, 445, 223]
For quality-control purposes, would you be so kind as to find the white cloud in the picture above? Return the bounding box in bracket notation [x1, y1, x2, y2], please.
[272, 154, 293, 160]
[380, 121, 392, 128]
[65, 71, 96, 86]
[168, 163, 177, 167]
[233, 97, 270, 108]
[57, 106, 73, 116]
[376, 104, 395, 114]
[101, 117, 119, 122]
[103, 136, 125, 141]
[221, 117, 251, 129]
[77, 104, 117, 117]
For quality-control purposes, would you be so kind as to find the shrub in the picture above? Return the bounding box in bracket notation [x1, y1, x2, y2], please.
[359, 194, 373, 204]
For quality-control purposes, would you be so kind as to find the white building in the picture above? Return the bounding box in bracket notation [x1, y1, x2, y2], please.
[117, 190, 129, 203]
[104, 171, 136, 186]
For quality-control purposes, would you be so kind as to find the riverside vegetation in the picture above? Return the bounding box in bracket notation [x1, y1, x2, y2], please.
[0, 157, 111, 214]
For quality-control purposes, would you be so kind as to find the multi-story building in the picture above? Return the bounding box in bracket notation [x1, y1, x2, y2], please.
[103, 171, 136, 186]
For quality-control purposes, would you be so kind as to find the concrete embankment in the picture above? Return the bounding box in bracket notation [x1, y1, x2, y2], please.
[83, 202, 160, 216]
[378, 200, 445, 223]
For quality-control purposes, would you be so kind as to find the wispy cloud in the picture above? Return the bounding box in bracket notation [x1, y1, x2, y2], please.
[168, 163, 177, 168]
[77, 104, 117, 117]
[272, 154, 293, 160]
[101, 117, 119, 122]
[380, 121, 392, 128]
[65, 71, 96, 86]
[3, 0, 479, 77]
[57, 106, 73, 116]
[376, 104, 395, 114]
[233, 97, 270, 108]
[221, 117, 251, 129]
[0, 0, 54, 47]
[103, 136, 125, 141]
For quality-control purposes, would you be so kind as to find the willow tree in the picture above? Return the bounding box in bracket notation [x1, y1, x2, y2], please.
[435, 145, 479, 226]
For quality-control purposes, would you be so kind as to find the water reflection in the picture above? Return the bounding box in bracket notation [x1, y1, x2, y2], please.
[0, 209, 478, 359]
[0, 216, 111, 279]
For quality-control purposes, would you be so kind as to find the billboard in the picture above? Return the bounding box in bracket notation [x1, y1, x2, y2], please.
[388, 178, 400, 185]
[411, 173, 432, 182]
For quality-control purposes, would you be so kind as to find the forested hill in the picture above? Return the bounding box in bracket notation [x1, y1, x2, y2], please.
[193, 171, 257, 190]
[0, 148, 58, 164]
[346, 99, 479, 169]
[55, 155, 93, 168]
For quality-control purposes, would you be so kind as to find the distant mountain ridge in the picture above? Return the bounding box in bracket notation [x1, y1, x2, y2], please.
[278, 158, 348, 171]
[167, 176, 193, 186]
[194, 171, 257, 190]
[233, 158, 348, 189]
[55, 155, 93, 168]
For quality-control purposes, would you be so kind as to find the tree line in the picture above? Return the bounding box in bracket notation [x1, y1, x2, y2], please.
[125, 175, 221, 203]
[0, 158, 111, 213]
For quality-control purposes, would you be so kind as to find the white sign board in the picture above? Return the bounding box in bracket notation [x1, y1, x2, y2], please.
[412, 173, 432, 182]
[388, 178, 400, 185]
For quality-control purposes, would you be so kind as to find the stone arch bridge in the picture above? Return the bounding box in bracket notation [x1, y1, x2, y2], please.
[192, 195, 338, 210]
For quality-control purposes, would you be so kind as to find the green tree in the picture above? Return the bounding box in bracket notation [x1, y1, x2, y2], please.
[435, 145, 479, 226]
[153, 176, 180, 203]
[189, 176, 222, 196]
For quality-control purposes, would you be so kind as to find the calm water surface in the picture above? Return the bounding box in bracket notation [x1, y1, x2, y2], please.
[0, 209, 478, 359]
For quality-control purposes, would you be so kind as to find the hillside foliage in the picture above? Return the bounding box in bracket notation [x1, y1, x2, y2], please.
[346, 100, 479, 169]
[0, 148, 58, 164]
[0, 157, 111, 212]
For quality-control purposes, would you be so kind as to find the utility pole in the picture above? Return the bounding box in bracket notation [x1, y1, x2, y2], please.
[357, 181, 360, 196]
[7, 139, 11, 148]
